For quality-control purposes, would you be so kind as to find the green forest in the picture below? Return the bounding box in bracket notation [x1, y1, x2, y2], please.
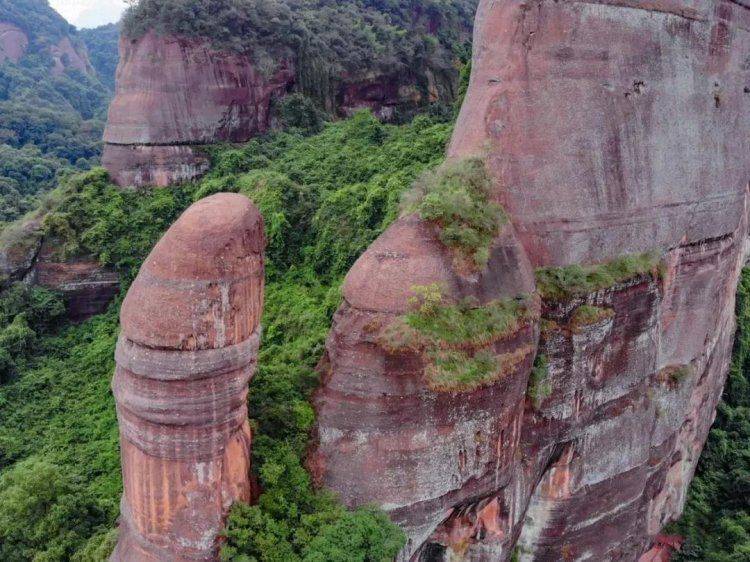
[0, 0, 118, 224]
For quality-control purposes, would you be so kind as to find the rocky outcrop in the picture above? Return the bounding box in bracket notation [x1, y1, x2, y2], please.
[49, 36, 94, 76]
[0, 22, 27, 64]
[102, 28, 460, 188]
[0, 20, 94, 75]
[102, 32, 294, 188]
[0, 220, 118, 322]
[311, 0, 750, 560]
[111, 193, 265, 561]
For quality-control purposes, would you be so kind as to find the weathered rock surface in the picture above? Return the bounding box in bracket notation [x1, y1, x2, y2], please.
[0, 22, 27, 64]
[111, 193, 265, 561]
[25, 241, 119, 322]
[102, 31, 294, 188]
[49, 35, 95, 76]
[102, 26, 461, 188]
[311, 0, 750, 560]
[0, 221, 118, 322]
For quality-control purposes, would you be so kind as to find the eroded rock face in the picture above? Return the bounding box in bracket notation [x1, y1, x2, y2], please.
[49, 36, 94, 76]
[111, 193, 265, 561]
[312, 1, 750, 560]
[103, 31, 294, 188]
[0, 221, 118, 322]
[0, 22, 28, 64]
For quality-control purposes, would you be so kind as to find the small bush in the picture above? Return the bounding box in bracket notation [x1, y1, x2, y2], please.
[535, 252, 662, 300]
[527, 354, 552, 409]
[569, 305, 615, 332]
[379, 284, 532, 392]
[401, 158, 506, 270]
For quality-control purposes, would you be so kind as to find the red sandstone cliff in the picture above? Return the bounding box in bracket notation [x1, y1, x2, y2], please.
[102, 28, 460, 188]
[0, 22, 27, 64]
[0, 20, 94, 75]
[111, 193, 265, 561]
[0, 219, 119, 322]
[311, 1, 750, 560]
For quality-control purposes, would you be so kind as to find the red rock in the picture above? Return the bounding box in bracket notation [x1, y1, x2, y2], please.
[312, 0, 750, 560]
[111, 193, 265, 561]
[49, 36, 94, 76]
[26, 242, 119, 322]
[0, 23, 27, 64]
[102, 31, 294, 188]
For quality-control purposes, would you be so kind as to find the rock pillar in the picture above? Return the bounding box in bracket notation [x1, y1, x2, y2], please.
[110, 193, 265, 561]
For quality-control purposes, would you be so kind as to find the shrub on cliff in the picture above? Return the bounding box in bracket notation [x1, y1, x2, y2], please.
[378, 284, 532, 392]
[402, 157, 506, 270]
[535, 252, 663, 301]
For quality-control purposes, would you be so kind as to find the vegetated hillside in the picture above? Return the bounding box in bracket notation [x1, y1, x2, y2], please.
[122, 0, 476, 113]
[0, 1, 116, 225]
[672, 269, 750, 560]
[79, 24, 120, 91]
[0, 111, 452, 561]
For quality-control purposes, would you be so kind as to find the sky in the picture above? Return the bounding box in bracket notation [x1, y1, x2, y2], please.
[49, 0, 128, 29]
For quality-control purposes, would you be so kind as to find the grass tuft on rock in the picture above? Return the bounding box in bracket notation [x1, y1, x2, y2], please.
[569, 305, 615, 333]
[401, 158, 506, 270]
[535, 252, 662, 301]
[379, 284, 532, 392]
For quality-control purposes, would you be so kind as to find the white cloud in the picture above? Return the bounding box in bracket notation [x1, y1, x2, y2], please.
[49, 0, 128, 29]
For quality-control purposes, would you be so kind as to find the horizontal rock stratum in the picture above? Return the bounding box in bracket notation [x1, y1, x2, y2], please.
[111, 193, 265, 561]
[311, 0, 750, 561]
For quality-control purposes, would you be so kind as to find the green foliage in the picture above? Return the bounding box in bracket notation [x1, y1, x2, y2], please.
[0, 1, 117, 223]
[535, 252, 662, 301]
[528, 353, 551, 409]
[378, 284, 531, 392]
[79, 24, 121, 90]
[0, 111, 448, 560]
[0, 457, 111, 562]
[569, 305, 615, 332]
[122, 0, 476, 111]
[0, 0, 73, 41]
[672, 268, 750, 560]
[0, 283, 65, 382]
[402, 157, 506, 270]
[278, 93, 326, 135]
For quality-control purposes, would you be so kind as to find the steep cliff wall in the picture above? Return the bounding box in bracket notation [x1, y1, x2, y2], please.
[111, 193, 265, 561]
[102, 32, 292, 187]
[311, 1, 750, 560]
[0, 219, 119, 322]
[102, 1, 470, 188]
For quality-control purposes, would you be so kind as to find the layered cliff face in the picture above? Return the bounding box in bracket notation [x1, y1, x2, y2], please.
[102, 3, 468, 189]
[0, 219, 119, 322]
[102, 32, 292, 187]
[311, 1, 750, 560]
[111, 193, 265, 561]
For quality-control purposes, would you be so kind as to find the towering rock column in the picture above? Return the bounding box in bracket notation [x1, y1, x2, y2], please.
[110, 193, 265, 561]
